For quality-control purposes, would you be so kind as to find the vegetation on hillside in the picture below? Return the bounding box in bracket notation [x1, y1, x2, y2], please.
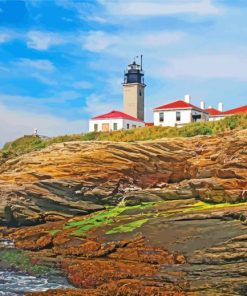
[44, 200, 247, 238]
[0, 114, 246, 160]
[0, 249, 56, 275]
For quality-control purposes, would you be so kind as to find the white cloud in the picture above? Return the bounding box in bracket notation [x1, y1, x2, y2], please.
[73, 81, 93, 89]
[81, 30, 183, 55]
[17, 58, 55, 72]
[26, 31, 65, 50]
[160, 54, 247, 80]
[82, 31, 120, 52]
[0, 104, 88, 147]
[0, 91, 82, 112]
[100, 0, 222, 16]
[139, 31, 184, 48]
[0, 32, 12, 43]
[31, 73, 58, 86]
[83, 93, 121, 116]
[87, 15, 108, 24]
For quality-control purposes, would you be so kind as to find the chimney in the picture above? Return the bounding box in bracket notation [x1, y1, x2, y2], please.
[200, 101, 205, 109]
[184, 94, 191, 104]
[218, 102, 223, 112]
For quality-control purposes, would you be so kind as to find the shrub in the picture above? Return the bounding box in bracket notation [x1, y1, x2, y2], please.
[0, 114, 246, 161]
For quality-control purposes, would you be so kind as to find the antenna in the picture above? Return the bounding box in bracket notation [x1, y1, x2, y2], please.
[141, 54, 143, 71]
[134, 55, 138, 63]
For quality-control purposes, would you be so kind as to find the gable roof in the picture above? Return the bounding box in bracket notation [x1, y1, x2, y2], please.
[205, 108, 224, 116]
[154, 100, 206, 112]
[91, 110, 143, 122]
[223, 105, 247, 115]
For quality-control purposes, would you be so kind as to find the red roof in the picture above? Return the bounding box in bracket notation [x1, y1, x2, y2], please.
[92, 110, 143, 122]
[154, 100, 205, 112]
[223, 105, 247, 115]
[205, 108, 224, 116]
[145, 122, 154, 127]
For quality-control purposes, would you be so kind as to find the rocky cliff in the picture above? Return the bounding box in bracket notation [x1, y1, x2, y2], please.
[0, 129, 246, 226]
[0, 129, 247, 295]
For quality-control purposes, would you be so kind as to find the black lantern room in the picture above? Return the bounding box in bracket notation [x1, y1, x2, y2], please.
[124, 57, 145, 84]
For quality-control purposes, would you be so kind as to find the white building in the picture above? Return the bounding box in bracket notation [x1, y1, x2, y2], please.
[153, 95, 209, 127]
[205, 104, 225, 121]
[89, 110, 145, 132]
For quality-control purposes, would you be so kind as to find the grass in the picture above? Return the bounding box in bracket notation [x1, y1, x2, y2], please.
[182, 200, 247, 212]
[106, 218, 149, 235]
[49, 229, 61, 237]
[64, 203, 153, 237]
[42, 200, 247, 238]
[1, 114, 246, 161]
[158, 200, 247, 218]
[0, 249, 56, 275]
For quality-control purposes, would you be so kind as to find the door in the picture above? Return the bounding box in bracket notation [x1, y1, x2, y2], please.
[102, 123, 110, 132]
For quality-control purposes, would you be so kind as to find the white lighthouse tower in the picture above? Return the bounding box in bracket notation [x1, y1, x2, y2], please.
[122, 56, 146, 121]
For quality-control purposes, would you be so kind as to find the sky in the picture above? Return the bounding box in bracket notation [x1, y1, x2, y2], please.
[0, 0, 247, 146]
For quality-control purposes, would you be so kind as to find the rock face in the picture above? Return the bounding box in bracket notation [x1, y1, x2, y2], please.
[6, 224, 187, 296]
[0, 129, 246, 226]
[2, 198, 246, 296]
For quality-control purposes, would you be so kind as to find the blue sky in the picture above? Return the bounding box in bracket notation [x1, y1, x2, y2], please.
[0, 0, 247, 145]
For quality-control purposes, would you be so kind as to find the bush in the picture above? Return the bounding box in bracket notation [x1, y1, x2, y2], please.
[179, 124, 213, 137]
[0, 114, 246, 161]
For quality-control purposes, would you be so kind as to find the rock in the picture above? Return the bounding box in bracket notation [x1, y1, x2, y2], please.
[0, 129, 246, 226]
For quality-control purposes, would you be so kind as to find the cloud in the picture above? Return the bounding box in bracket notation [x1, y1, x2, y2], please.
[0, 33, 10, 43]
[83, 93, 121, 116]
[81, 30, 183, 54]
[0, 58, 57, 86]
[73, 81, 93, 89]
[86, 15, 108, 23]
[160, 54, 247, 80]
[139, 31, 184, 47]
[26, 30, 65, 50]
[82, 31, 120, 52]
[99, 0, 222, 16]
[17, 58, 56, 72]
[31, 73, 58, 86]
[0, 104, 88, 147]
[0, 91, 82, 115]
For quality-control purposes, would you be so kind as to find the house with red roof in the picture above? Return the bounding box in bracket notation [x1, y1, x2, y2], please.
[205, 104, 247, 121]
[89, 110, 145, 132]
[89, 59, 247, 132]
[153, 95, 209, 127]
[205, 103, 225, 121]
[222, 105, 247, 116]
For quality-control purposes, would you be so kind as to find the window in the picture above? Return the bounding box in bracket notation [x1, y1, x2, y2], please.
[127, 123, 130, 129]
[176, 112, 181, 121]
[132, 125, 136, 128]
[139, 90, 142, 96]
[159, 112, 164, 122]
[113, 123, 118, 130]
[94, 124, 98, 132]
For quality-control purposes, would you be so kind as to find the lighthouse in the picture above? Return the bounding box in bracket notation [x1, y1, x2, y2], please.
[123, 56, 146, 121]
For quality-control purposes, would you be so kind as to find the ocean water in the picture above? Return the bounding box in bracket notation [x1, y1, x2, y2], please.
[0, 268, 72, 296]
[0, 240, 72, 296]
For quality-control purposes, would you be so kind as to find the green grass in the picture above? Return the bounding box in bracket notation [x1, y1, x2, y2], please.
[49, 229, 61, 237]
[106, 218, 148, 235]
[159, 200, 247, 218]
[44, 200, 247, 238]
[64, 203, 153, 237]
[0, 249, 56, 275]
[69, 200, 247, 236]
[1, 114, 246, 161]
